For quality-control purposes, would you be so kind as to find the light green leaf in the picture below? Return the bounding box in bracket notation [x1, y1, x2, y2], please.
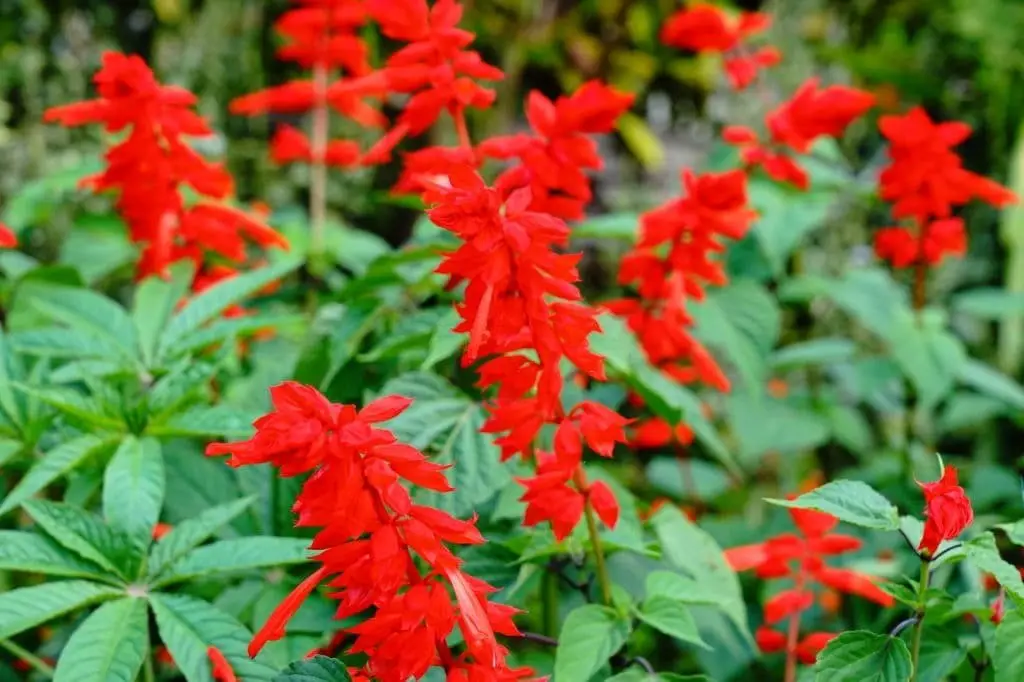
[11, 384, 126, 431]
[0, 434, 113, 516]
[952, 287, 1024, 319]
[421, 307, 464, 370]
[644, 571, 723, 606]
[52, 597, 148, 682]
[645, 459, 732, 502]
[966, 533, 1024, 608]
[132, 263, 194, 367]
[103, 437, 165, 552]
[168, 314, 305, 357]
[574, 213, 640, 241]
[814, 631, 912, 681]
[159, 257, 300, 360]
[147, 405, 256, 440]
[770, 480, 900, 531]
[148, 496, 257, 579]
[9, 328, 123, 361]
[273, 656, 353, 681]
[27, 285, 140, 363]
[997, 519, 1024, 546]
[913, 627, 965, 682]
[0, 580, 122, 639]
[154, 537, 312, 587]
[770, 338, 856, 370]
[150, 593, 277, 682]
[618, 112, 663, 169]
[378, 372, 510, 517]
[957, 358, 1024, 411]
[636, 596, 708, 649]
[554, 605, 630, 682]
[23, 500, 135, 579]
[0, 530, 111, 580]
[727, 394, 830, 463]
[748, 178, 834, 275]
[994, 609, 1024, 680]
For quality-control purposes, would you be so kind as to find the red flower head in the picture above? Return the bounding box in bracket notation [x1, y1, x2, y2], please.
[766, 79, 875, 154]
[917, 465, 973, 557]
[207, 647, 237, 682]
[0, 222, 16, 248]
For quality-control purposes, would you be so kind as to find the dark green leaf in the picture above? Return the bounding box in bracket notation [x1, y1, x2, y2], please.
[0, 435, 114, 516]
[273, 656, 352, 682]
[770, 480, 900, 531]
[0, 580, 122, 639]
[554, 605, 630, 682]
[103, 437, 165, 552]
[148, 496, 257, 579]
[636, 597, 708, 649]
[0, 530, 111, 580]
[813, 631, 912, 681]
[153, 537, 312, 587]
[23, 500, 136, 579]
[52, 597, 148, 682]
[994, 609, 1024, 680]
[966, 533, 1024, 608]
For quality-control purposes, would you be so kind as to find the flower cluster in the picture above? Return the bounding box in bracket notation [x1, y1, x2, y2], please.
[874, 107, 1016, 272]
[917, 465, 973, 557]
[207, 382, 532, 682]
[230, 0, 382, 168]
[43, 52, 287, 281]
[660, 3, 780, 91]
[726, 505, 894, 668]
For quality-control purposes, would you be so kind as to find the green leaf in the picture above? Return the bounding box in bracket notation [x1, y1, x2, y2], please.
[636, 597, 708, 649]
[0, 530, 111, 580]
[813, 631, 912, 681]
[132, 263, 194, 368]
[9, 328, 124, 361]
[159, 257, 300, 360]
[644, 572, 722, 606]
[12, 384, 126, 431]
[147, 405, 256, 440]
[421, 307, 464, 370]
[994, 609, 1024, 680]
[0, 580, 122, 639]
[770, 338, 856, 370]
[168, 314, 305, 357]
[150, 593, 277, 682]
[273, 656, 353, 682]
[574, 213, 640, 241]
[966, 533, 1024, 608]
[957, 358, 1024, 411]
[913, 627, 966, 682]
[148, 496, 257, 579]
[378, 372, 510, 517]
[748, 178, 834, 275]
[770, 480, 900, 531]
[644, 459, 732, 502]
[316, 304, 385, 390]
[651, 506, 753, 649]
[997, 519, 1024, 546]
[952, 287, 1024, 319]
[726, 394, 830, 462]
[0, 434, 113, 516]
[618, 112, 663, 169]
[153, 537, 312, 587]
[26, 284, 140, 363]
[554, 605, 630, 682]
[52, 597, 148, 682]
[359, 308, 447, 362]
[607, 670, 709, 682]
[23, 500, 135, 579]
[103, 437, 165, 552]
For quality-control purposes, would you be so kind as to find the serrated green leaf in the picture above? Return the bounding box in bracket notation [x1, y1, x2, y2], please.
[23, 500, 136, 580]
[771, 480, 900, 531]
[273, 655, 352, 681]
[150, 593, 277, 682]
[0, 529, 111, 579]
[154, 537, 312, 587]
[957, 358, 1024, 411]
[378, 372, 510, 517]
[147, 405, 256, 440]
[995, 609, 1024, 679]
[770, 338, 856, 370]
[554, 605, 630, 682]
[913, 626, 965, 682]
[317, 303, 385, 390]
[9, 328, 123, 361]
[168, 314, 305, 357]
[813, 631, 912, 681]
[27, 285, 140, 363]
[636, 596, 708, 649]
[11, 384, 126, 431]
[132, 263, 194, 368]
[0, 580, 122, 639]
[966, 533, 1024, 608]
[421, 307, 464, 370]
[727, 394, 830, 462]
[103, 437, 165, 552]
[148, 495, 256, 579]
[644, 571, 723, 606]
[53, 597, 148, 682]
[0, 434, 114, 516]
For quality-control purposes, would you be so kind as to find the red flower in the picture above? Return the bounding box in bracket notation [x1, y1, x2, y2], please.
[207, 383, 531, 681]
[0, 222, 16, 248]
[917, 465, 973, 557]
[44, 52, 287, 280]
[207, 646, 237, 682]
[152, 522, 173, 540]
[766, 79, 875, 154]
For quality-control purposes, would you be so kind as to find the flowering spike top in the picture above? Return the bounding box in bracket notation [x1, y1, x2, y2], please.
[479, 81, 634, 219]
[726, 500, 894, 668]
[917, 465, 973, 557]
[660, 3, 780, 91]
[43, 52, 287, 280]
[207, 382, 534, 681]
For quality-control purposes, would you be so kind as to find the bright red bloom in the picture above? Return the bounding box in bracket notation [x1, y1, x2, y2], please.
[917, 465, 973, 557]
[874, 218, 967, 269]
[207, 383, 530, 681]
[480, 81, 634, 219]
[795, 632, 837, 664]
[661, 4, 778, 90]
[0, 222, 16, 248]
[44, 52, 287, 280]
[207, 647, 237, 682]
[766, 79, 875, 154]
[152, 522, 173, 540]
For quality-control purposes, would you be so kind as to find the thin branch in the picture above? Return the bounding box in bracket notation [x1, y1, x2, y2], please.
[889, 616, 918, 638]
[518, 631, 558, 647]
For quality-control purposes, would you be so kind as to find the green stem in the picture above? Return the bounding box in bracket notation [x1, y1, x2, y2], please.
[910, 559, 931, 681]
[573, 468, 612, 606]
[0, 639, 55, 678]
[542, 567, 559, 637]
[143, 654, 156, 682]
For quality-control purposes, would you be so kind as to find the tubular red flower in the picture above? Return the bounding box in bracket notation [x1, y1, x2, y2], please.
[207, 646, 238, 682]
[0, 222, 16, 248]
[917, 465, 973, 557]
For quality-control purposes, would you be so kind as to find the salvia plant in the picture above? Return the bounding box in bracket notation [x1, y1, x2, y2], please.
[0, 1, 1023, 682]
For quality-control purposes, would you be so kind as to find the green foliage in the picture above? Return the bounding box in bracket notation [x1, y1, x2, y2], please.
[813, 631, 913, 681]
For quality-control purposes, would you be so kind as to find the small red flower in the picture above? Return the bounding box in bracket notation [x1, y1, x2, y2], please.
[207, 646, 237, 682]
[917, 465, 973, 557]
[0, 222, 16, 248]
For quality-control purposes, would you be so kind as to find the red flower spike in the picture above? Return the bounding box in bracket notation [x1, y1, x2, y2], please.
[763, 589, 814, 624]
[755, 626, 787, 654]
[917, 465, 973, 557]
[44, 52, 287, 283]
[766, 79, 875, 153]
[588, 480, 620, 529]
[207, 646, 238, 682]
[796, 632, 837, 665]
[209, 384, 528, 681]
[0, 222, 16, 248]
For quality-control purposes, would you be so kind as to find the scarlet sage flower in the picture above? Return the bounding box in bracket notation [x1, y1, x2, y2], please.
[44, 52, 287, 280]
[726, 504, 893, 670]
[660, 3, 779, 90]
[479, 82, 635, 220]
[0, 222, 16, 248]
[207, 647, 238, 682]
[917, 465, 973, 557]
[207, 383, 534, 681]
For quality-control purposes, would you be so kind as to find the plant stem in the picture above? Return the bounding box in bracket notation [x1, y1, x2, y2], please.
[0, 639, 55, 678]
[572, 467, 612, 606]
[309, 62, 329, 260]
[783, 572, 806, 682]
[910, 559, 931, 682]
[143, 654, 156, 682]
[542, 566, 559, 637]
[454, 109, 472, 150]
